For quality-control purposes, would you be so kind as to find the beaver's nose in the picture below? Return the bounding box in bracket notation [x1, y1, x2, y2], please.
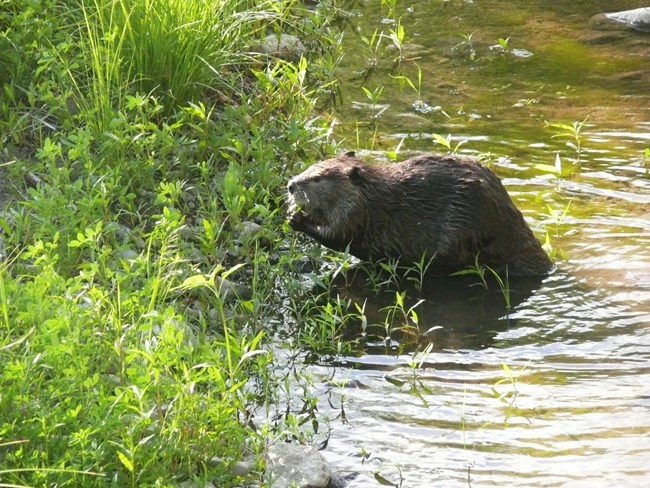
[288, 182, 296, 194]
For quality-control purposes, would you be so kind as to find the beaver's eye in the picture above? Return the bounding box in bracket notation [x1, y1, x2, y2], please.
[312, 176, 321, 183]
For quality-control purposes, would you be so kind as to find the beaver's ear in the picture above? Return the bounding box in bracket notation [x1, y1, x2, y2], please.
[346, 165, 364, 185]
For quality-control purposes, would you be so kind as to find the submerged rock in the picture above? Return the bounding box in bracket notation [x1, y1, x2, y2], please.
[266, 443, 331, 488]
[591, 7, 650, 32]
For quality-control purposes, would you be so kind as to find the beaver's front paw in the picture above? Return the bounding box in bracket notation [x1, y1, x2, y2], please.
[288, 210, 312, 231]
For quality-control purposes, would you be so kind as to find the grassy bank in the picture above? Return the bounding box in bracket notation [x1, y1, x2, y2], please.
[0, 0, 341, 486]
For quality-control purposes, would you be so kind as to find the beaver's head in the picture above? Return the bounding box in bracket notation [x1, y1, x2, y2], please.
[287, 156, 365, 225]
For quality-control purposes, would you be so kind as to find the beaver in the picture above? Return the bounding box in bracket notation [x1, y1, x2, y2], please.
[286, 153, 554, 277]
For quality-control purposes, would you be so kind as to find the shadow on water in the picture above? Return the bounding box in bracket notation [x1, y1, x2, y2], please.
[328, 265, 548, 353]
[325, 262, 650, 366]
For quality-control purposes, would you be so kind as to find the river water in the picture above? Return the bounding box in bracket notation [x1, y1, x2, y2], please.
[304, 1, 650, 486]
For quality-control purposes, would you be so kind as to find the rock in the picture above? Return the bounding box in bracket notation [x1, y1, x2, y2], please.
[116, 249, 139, 261]
[591, 8, 650, 32]
[297, 256, 316, 274]
[239, 220, 263, 237]
[236, 220, 272, 248]
[217, 277, 253, 301]
[266, 443, 331, 488]
[329, 472, 349, 488]
[209, 455, 255, 477]
[259, 34, 307, 61]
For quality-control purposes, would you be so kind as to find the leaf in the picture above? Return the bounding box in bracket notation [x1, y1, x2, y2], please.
[374, 471, 398, 487]
[555, 153, 562, 174]
[451, 268, 479, 277]
[138, 434, 155, 446]
[238, 349, 268, 366]
[419, 382, 433, 395]
[174, 274, 210, 291]
[533, 163, 561, 175]
[385, 375, 405, 387]
[117, 451, 134, 473]
[221, 262, 246, 280]
[431, 133, 451, 149]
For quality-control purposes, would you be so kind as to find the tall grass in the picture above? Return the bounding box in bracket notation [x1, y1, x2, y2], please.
[75, 0, 291, 127]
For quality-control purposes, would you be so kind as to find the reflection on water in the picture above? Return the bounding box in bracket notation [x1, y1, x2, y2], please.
[305, 0, 650, 486]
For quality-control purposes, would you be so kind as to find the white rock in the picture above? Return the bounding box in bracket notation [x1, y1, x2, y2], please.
[266, 443, 331, 488]
[606, 7, 650, 32]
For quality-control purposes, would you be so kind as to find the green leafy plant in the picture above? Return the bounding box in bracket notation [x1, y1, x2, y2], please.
[391, 65, 444, 116]
[452, 256, 512, 310]
[492, 362, 530, 426]
[534, 153, 575, 189]
[454, 31, 477, 61]
[360, 85, 389, 119]
[432, 132, 467, 153]
[406, 342, 434, 406]
[381, 0, 398, 17]
[497, 37, 510, 51]
[545, 116, 589, 165]
[541, 199, 573, 260]
[387, 19, 406, 63]
[360, 28, 383, 67]
[404, 253, 435, 292]
[380, 291, 424, 345]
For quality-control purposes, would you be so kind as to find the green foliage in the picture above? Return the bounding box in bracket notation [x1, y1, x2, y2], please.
[545, 116, 589, 165]
[452, 256, 512, 310]
[0, 232, 268, 486]
[387, 19, 406, 63]
[455, 31, 477, 61]
[360, 28, 383, 67]
[541, 198, 572, 260]
[492, 362, 530, 426]
[0, 0, 341, 485]
[431, 132, 467, 153]
[496, 37, 510, 51]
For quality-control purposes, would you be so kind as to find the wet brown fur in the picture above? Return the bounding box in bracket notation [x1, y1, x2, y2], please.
[287, 153, 553, 276]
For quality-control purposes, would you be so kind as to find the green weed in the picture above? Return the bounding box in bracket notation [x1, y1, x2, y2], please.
[454, 31, 478, 61]
[540, 199, 572, 260]
[360, 28, 383, 67]
[545, 116, 589, 166]
[492, 362, 530, 426]
[387, 19, 406, 63]
[406, 342, 434, 406]
[453, 256, 512, 311]
[432, 132, 467, 153]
